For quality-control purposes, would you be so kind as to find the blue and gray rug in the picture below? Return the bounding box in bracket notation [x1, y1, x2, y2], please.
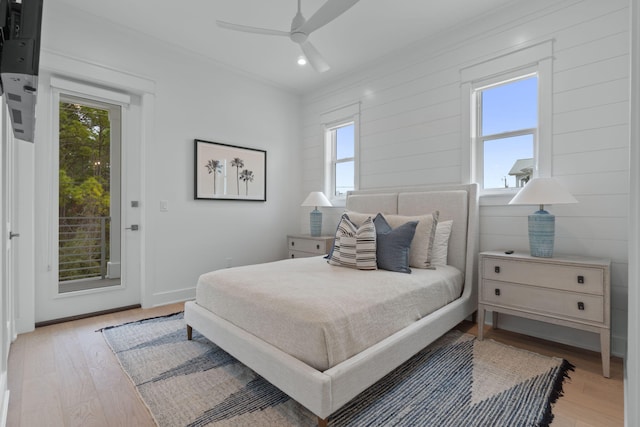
[102, 312, 573, 426]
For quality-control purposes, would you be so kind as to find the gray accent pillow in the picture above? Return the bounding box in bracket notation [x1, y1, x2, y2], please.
[373, 213, 418, 274]
[385, 211, 439, 269]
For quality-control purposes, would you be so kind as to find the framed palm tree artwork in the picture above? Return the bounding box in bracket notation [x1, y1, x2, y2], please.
[194, 139, 266, 201]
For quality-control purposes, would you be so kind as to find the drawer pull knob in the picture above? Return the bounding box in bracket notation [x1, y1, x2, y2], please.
[316, 244, 320, 250]
[291, 241, 295, 247]
[577, 275, 584, 284]
[291, 254, 295, 258]
[578, 302, 585, 310]
[495, 288, 501, 296]
[494, 266, 501, 274]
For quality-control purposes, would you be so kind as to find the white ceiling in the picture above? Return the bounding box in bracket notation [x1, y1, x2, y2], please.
[58, 0, 517, 93]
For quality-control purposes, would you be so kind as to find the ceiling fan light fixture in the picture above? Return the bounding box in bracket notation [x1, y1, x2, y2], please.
[297, 56, 308, 66]
[216, 0, 360, 73]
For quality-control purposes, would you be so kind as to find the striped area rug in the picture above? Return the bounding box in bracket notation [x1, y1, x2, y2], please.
[102, 312, 573, 426]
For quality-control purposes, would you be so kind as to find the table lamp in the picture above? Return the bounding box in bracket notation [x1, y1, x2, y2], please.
[301, 191, 332, 237]
[508, 177, 578, 257]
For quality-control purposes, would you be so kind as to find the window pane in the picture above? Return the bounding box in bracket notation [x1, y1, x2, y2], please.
[335, 123, 354, 159]
[481, 76, 537, 136]
[335, 161, 354, 196]
[483, 134, 534, 189]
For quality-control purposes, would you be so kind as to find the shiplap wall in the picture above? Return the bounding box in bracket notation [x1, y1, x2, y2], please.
[300, 0, 630, 355]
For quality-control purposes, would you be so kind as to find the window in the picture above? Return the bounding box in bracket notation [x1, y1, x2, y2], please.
[475, 74, 538, 190]
[460, 40, 553, 197]
[327, 122, 355, 198]
[321, 102, 360, 204]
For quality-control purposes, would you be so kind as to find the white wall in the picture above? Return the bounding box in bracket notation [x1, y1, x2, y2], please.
[301, 0, 630, 356]
[21, 1, 302, 324]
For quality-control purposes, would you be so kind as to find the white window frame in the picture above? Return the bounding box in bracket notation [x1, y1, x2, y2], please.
[460, 40, 553, 203]
[326, 120, 356, 199]
[321, 103, 360, 206]
[474, 70, 538, 191]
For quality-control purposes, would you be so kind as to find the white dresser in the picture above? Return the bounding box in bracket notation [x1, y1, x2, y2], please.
[477, 251, 611, 377]
[287, 234, 333, 259]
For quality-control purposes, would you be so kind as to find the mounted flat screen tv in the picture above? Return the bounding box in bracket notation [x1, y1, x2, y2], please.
[0, 0, 43, 142]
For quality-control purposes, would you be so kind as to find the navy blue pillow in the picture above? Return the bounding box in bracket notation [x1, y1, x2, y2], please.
[373, 213, 418, 274]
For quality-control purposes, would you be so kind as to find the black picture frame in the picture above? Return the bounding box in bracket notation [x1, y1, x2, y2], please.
[194, 139, 266, 201]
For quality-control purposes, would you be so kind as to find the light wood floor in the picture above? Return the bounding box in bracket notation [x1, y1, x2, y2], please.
[7, 303, 624, 426]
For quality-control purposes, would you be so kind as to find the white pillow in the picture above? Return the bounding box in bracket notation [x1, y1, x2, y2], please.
[328, 215, 377, 270]
[431, 220, 453, 265]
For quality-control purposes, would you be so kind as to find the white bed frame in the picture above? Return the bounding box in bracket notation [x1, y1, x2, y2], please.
[185, 183, 479, 425]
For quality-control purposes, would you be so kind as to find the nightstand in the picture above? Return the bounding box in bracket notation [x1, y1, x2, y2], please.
[287, 234, 334, 259]
[477, 251, 611, 377]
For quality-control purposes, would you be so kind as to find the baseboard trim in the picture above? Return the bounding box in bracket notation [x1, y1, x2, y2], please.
[149, 287, 195, 308]
[486, 312, 625, 358]
[35, 304, 141, 327]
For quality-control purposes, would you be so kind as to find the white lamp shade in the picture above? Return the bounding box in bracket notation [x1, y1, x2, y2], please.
[508, 177, 578, 206]
[301, 191, 332, 208]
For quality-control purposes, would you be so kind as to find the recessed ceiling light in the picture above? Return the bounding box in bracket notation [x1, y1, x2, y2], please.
[297, 56, 307, 66]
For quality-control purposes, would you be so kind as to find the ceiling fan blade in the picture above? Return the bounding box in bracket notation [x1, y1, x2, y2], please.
[300, 41, 330, 73]
[216, 20, 290, 37]
[297, 0, 359, 35]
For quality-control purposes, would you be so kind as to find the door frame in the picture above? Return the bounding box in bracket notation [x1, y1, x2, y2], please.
[34, 78, 139, 322]
[626, 1, 639, 425]
[1, 97, 13, 424]
[14, 51, 156, 332]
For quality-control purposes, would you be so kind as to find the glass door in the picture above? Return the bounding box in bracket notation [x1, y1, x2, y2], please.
[57, 95, 122, 293]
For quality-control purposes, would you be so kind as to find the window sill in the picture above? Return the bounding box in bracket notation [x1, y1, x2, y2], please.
[479, 189, 519, 206]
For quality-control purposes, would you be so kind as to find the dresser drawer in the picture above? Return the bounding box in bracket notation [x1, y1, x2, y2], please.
[288, 250, 320, 259]
[481, 280, 604, 323]
[287, 237, 331, 255]
[482, 257, 604, 295]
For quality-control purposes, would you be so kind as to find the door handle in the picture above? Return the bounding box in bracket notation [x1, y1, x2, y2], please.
[125, 225, 139, 231]
[9, 232, 19, 239]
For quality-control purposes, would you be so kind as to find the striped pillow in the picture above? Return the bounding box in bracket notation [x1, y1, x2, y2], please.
[328, 215, 377, 270]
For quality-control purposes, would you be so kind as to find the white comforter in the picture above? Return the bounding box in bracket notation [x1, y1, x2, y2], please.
[196, 256, 463, 371]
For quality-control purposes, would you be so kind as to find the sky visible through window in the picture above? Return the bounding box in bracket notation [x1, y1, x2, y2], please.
[335, 123, 354, 195]
[481, 76, 537, 189]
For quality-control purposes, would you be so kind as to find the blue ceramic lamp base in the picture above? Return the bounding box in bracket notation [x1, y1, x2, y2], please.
[528, 209, 555, 257]
[310, 209, 322, 237]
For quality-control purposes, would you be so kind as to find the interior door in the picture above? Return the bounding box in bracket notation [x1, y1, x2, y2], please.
[1, 102, 15, 378]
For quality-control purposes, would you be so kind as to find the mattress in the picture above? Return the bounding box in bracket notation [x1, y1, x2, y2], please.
[195, 256, 464, 371]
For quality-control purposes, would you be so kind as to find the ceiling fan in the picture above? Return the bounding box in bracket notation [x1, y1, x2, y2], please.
[216, 0, 360, 73]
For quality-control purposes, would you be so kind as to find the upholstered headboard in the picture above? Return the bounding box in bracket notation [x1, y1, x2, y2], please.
[345, 184, 478, 275]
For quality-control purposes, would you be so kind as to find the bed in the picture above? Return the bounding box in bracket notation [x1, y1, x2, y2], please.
[184, 183, 479, 425]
